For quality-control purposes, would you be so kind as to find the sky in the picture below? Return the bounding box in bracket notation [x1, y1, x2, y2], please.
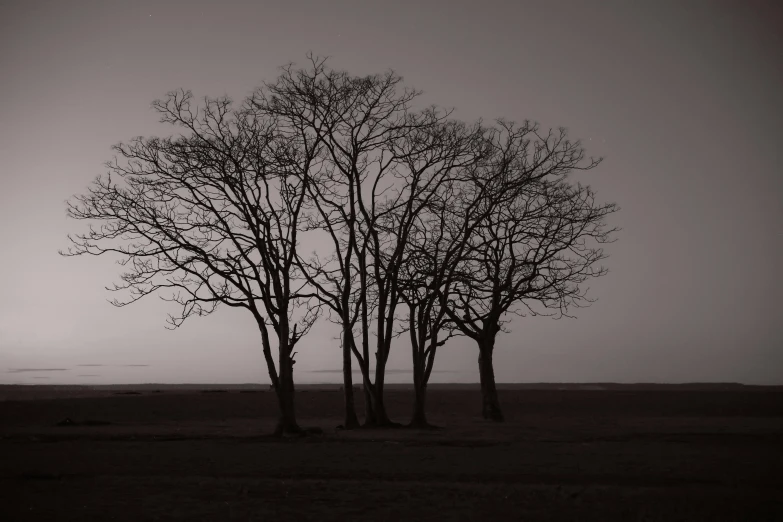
[1, 0, 781, 385]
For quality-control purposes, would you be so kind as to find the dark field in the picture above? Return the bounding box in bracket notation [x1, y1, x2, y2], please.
[1, 384, 781, 521]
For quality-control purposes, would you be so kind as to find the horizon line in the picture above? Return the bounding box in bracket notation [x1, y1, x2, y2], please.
[2, 381, 781, 388]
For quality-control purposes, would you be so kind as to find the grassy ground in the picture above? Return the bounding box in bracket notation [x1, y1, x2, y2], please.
[1, 385, 781, 521]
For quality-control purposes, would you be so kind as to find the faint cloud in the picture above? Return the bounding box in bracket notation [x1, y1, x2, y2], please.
[7, 368, 68, 373]
[76, 364, 103, 367]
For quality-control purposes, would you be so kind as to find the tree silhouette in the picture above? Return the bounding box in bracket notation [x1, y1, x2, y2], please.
[253, 55, 485, 426]
[62, 90, 320, 436]
[62, 54, 619, 431]
[440, 121, 619, 421]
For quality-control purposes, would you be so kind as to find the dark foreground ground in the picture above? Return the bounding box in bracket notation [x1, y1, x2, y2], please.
[1, 384, 781, 521]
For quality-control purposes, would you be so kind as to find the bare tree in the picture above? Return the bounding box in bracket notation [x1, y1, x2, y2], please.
[394, 120, 546, 426]
[441, 121, 620, 421]
[247, 56, 411, 426]
[388, 122, 497, 427]
[395, 189, 461, 427]
[61, 90, 320, 436]
[253, 55, 486, 426]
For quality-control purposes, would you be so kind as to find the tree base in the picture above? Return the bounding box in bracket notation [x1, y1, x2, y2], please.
[334, 422, 362, 431]
[342, 418, 361, 430]
[273, 424, 324, 438]
[407, 420, 442, 430]
[360, 420, 405, 430]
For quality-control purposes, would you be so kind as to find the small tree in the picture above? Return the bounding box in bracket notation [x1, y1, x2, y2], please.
[395, 189, 461, 427]
[441, 121, 619, 421]
[61, 90, 319, 435]
[391, 122, 496, 427]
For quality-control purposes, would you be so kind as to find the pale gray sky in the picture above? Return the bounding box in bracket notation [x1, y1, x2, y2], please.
[1, 0, 781, 385]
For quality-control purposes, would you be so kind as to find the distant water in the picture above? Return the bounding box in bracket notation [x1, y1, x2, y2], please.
[3, 368, 477, 386]
[299, 369, 476, 384]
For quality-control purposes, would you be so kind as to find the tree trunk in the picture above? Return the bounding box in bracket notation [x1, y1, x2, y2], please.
[274, 358, 301, 436]
[409, 329, 431, 428]
[478, 343, 504, 422]
[359, 288, 376, 426]
[341, 328, 360, 429]
[367, 384, 392, 426]
[370, 355, 393, 426]
[362, 382, 377, 426]
[410, 379, 429, 427]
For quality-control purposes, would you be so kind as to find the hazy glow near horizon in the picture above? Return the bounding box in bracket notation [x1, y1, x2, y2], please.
[1, 0, 781, 385]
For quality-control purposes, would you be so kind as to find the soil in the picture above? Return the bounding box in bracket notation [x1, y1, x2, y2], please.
[1, 384, 781, 521]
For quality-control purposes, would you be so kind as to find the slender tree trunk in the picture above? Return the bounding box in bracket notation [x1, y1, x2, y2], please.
[368, 358, 392, 427]
[367, 292, 395, 427]
[274, 354, 301, 435]
[256, 317, 299, 435]
[360, 306, 377, 426]
[363, 384, 377, 425]
[348, 335, 377, 426]
[409, 320, 430, 428]
[478, 341, 504, 422]
[365, 354, 391, 426]
[369, 386, 391, 426]
[371, 348, 393, 426]
[341, 326, 360, 429]
[410, 377, 429, 427]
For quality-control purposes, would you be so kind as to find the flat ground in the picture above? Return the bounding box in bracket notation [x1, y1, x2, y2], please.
[1, 384, 781, 521]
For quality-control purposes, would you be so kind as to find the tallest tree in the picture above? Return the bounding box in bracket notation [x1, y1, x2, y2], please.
[253, 55, 486, 425]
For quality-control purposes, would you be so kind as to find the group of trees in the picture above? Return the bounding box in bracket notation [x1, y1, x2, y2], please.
[62, 55, 618, 436]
